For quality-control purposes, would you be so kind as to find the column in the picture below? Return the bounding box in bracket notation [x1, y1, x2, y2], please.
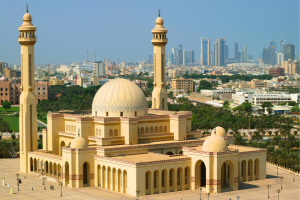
[238, 162, 242, 183]
[166, 170, 170, 192]
[251, 161, 255, 181]
[174, 169, 177, 192]
[181, 168, 185, 191]
[106, 169, 109, 189]
[245, 161, 248, 182]
[158, 171, 162, 194]
[150, 171, 154, 195]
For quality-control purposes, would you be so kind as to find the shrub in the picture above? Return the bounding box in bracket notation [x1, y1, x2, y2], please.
[242, 132, 246, 137]
[11, 134, 16, 140]
[39, 134, 43, 140]
[275, 131, 279, 135]
[268, 131, 272, 135]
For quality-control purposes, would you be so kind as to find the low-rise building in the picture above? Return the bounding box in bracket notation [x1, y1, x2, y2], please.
[172, 78, 193, 93]
[269, 68, 285, 77]
[50, 78, 64, 85]
[77, 76, 90, 87]
[133, 80, 148, 89]
[4, 68, 17, 78]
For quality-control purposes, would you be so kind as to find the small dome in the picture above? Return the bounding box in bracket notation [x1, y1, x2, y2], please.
[92, 78, 148, 117]
[202, 135, 228, 152]
[155, 17, 164, 24]
[23, 13, 32, 21]
[211, 126, 226, 137]
[0, 75, 8, 81]
[70, 137, 87, 149]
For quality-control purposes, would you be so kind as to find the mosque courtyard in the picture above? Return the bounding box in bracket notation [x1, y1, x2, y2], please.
[0, 158, 298, 200]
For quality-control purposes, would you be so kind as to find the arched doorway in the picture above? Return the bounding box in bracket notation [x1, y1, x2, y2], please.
[185, 167, 190, 190]
[241, 160, 246, 182]
[255, 159, 259, 180]
[34, 158, 37, 172]
[248, 159, 253, 181]
[145, 171, 151, 195]
[169, 168, 175, 192]
[195, 160, 206, 189]
[60, 141, 66, 156]
[123, 170, 127, 193]
[177, 168, 182, 191]
[65, 162, 69, 186]
[30, 157, 33, 172]
[102, 166, 106, 188]
[118, 169, 121, 192]
[161, 169, 167, 193]
[97, 165, 101, 187]
[83, 162, 90, 186]
[107, 167, 111, 189]
[221, 160, 234, 191]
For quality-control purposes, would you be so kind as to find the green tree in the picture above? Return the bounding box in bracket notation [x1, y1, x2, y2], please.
[261, 102, 273, 112]
[2, 101, 11, 113]
[291, 105, 300, 113]
[288, 101, 297, 106]
[233, 134, 246, 145]
[196, 80, 213, 92]
[147, 101, 152, 108]
[278, 102, 286, 106]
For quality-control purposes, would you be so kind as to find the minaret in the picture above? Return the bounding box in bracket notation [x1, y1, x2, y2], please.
[18, 5, 38, 173]
[151, 10, 168, 110]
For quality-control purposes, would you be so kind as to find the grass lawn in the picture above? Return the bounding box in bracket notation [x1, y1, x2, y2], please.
[2, 116, 19, 132]
[0, 107, 19, 112]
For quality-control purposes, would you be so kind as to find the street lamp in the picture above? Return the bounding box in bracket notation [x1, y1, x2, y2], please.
[135, 190, 140, 200]
[276, 189, 280, 200]
[57, 178, 63, 197]
[16, 173, 19, 191]
[43, 177, 47, 190]
[198, 187, 202, 200]
[280, 177, 284, 190]
[267, 185, 271, 199]
[206, 193, 210, 200]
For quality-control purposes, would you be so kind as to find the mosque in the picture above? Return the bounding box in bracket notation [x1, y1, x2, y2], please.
[18, 8, 266, 198]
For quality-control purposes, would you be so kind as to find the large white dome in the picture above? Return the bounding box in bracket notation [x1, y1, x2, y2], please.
[92, 78, 148, 117]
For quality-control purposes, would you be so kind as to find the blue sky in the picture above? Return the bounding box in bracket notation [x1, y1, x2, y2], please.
[0, 0, 299, 64]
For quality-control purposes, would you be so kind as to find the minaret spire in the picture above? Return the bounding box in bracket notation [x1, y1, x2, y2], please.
[26, 4, 29, 13]
[158, 9, 160, 17]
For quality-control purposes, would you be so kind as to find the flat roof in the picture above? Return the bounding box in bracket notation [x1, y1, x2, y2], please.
[113, 153, 189, 163]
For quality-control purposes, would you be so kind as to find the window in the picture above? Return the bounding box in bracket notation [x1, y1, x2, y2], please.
[43, 87, 45, 90]
[120, 112, 123, 117]
[5, 88, 7, 91]
[135, 111, 137, 116]
[38, 88, 40, 90]
[106, 112, 108, 116]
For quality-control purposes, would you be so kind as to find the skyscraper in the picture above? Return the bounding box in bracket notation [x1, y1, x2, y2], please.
[151, 13, 168, 110]
[171, 47, 176, 55]
[280, 39, 288, 53]
[233, 42, 238, 60]
[243, 46, 248, 62]
[284, 44, 295, 61]
[201, 37, 210, 65]
[177, 44, 183, 65]
[263, 47, 276, 65]
[269, 40, 276, 51]
[183, 49, 188, 66]
[19, 8, 38, 172]
[189, 50, 195, 64]
[213, 38, 225, 66]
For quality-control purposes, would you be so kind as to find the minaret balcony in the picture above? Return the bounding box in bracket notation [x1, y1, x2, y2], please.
[18, 37, 36, 45]
[151, 38, 168, 45]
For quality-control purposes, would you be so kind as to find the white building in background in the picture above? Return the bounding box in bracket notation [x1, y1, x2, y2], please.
[93, 61, 106, 77]
[232, 92, 300, 106]
[277, 53, 284, 66]
[200, 87, 234, 96]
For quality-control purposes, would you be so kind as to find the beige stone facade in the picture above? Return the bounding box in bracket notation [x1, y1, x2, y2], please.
[282, 59, 300, 75]
[77, 76, 89, 86]
[4, 68, 17, 78]
[50, 78, 64, 85]
[172, 78, 194, 93]
[19, 12, 267, 198]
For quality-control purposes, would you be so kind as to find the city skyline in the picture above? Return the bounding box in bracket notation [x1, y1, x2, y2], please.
[0, 0, 299, 64]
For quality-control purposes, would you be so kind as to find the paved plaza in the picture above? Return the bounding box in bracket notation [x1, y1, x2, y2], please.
[0, 159, 299, 200]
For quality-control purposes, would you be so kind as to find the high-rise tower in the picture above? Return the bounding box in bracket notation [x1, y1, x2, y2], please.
[151, 11, 168, 110]
[201, 37, 210, 65]
[18, 6, 38, 173]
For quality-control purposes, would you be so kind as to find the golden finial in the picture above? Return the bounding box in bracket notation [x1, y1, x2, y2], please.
[158, 9, 161, 17]
[26, 4, 29, 13]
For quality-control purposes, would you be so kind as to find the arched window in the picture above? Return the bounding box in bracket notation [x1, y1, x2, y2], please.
[155, 126, 158, 133]
[22, 33, 24, 37]
[150, 127, 153, 133]
[109, 129, 113, 136]
[169, 170, 173, 186]
[114, 129, 118, 136]
[164, 126, 167, 132]
[141, 127, 144, 134]
[154, 171, 157, 188]
[26, 33, 28, 37]
[146, 127, 149, 134]
[159, 126, 162, 132]
[96, 129, 98, 136]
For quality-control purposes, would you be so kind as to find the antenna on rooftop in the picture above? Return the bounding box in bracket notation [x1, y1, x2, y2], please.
[86, 51, 89, 62]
